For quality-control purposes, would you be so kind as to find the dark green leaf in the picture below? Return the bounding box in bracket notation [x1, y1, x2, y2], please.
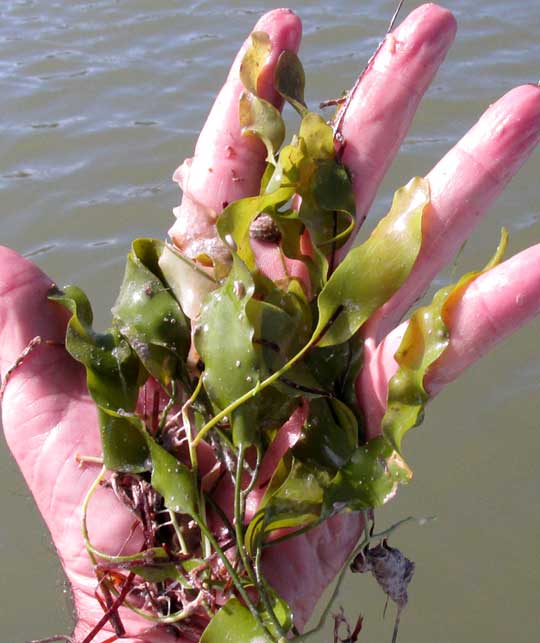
[340, 339, 365, 433]
[247, 286, 323, 405]
[274, 50, 307, 116]
[293, 398, 357, 470]
[305, 339, 364, 431]
[195, 256, 261, 445]
[312, 161, 355, 214]
[112, 238, 191, 388]
[249, 296, 309, 371]
[98, 408, 149, 473]
[309, 160, 355, 251]
[306, 339, 360, 397]
[49, 285, 141, 411]
[256, 386, 300, 438]
[49, 285, 148, 472]
[145, 432, 198, 517]
[324, 437, 412, 512]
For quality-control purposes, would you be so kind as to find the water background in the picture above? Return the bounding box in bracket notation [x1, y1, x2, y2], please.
[1, 1, 539, 641]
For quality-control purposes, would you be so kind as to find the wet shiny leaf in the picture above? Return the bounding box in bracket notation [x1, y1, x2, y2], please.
[144, 431, 198, 517]
[324, 437, 413, 512]
[314, 177, 430, 347]
[98, 408, 149, 473]
[383, 228, 508, 452]
[49, 285, 140, 411]
[293, 398, 357, 470]
[247, 287, 325, 404]
[306, 339, 364, 426]
[158, 242, 218, 320]
[195, 256, 261, 445]
[49, 285, 148, 472]
[112, 238, 190, 388]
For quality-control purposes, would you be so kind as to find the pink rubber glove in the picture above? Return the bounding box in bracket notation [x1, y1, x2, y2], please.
[2, 5, 539, 642]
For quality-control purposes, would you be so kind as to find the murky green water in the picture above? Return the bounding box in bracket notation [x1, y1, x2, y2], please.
[1, 1, 539, 640]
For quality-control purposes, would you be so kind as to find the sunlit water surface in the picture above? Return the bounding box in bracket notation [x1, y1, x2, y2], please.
[1, 1, 539, 641]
